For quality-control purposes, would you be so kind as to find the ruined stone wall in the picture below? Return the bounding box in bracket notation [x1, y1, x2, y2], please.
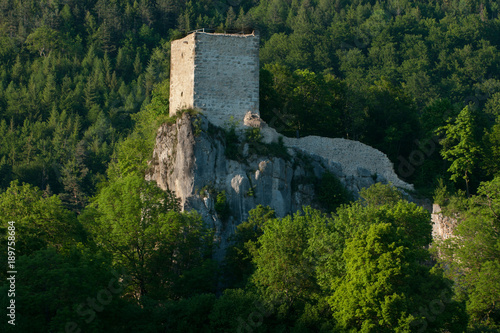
[169, 33, 196, 115]
[169, 32, 259, 127]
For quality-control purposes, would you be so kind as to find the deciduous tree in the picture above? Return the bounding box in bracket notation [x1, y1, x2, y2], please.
[86, 173, 214, 299]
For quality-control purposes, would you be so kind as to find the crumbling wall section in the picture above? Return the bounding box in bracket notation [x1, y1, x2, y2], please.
[283, 135, 414, 191]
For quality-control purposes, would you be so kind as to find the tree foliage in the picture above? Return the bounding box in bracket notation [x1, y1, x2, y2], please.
[85, 173, 215, 299]
[0, 180, 81, 256]
[436, 176, 500, 329]
[437, 106, 482, 196]
[1, 0, 500, 330]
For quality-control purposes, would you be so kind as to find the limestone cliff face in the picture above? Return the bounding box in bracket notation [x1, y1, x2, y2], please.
[147, 113, 410, 259]
[431, 204, 459, 241]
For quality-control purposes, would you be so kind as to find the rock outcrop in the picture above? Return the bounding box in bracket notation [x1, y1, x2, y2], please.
[431, 204, 459, 241]
[147, 113, 413, 260]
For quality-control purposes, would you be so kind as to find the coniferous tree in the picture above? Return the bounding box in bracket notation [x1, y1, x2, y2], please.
[438, 106, 481, 197]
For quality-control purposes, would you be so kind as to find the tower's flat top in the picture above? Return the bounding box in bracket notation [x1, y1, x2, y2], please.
[180, 29, 257, 38]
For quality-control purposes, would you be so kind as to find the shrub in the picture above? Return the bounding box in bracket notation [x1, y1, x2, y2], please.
[215, 190, 230, 221]
[316, 171, 352, 212]
[224, 117, 241, 160]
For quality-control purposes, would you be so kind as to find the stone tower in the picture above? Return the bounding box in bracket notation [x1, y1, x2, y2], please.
[169, 31, 260, 127]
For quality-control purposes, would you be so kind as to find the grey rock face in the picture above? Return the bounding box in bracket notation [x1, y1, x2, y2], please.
[431, 204, 458, 241]
[147, 114, 409, 260]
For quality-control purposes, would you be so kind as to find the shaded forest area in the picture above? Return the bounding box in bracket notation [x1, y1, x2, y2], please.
[1, 0, 500, 332]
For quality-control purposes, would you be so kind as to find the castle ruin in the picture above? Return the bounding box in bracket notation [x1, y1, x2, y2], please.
[169, 31, 260, 127]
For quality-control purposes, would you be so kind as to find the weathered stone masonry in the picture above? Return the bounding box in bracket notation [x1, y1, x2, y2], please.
[169, 32, 260, 128]
[160, 32, 419, 260]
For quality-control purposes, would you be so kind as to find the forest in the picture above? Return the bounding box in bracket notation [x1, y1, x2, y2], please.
[0, 0, 500, 331]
